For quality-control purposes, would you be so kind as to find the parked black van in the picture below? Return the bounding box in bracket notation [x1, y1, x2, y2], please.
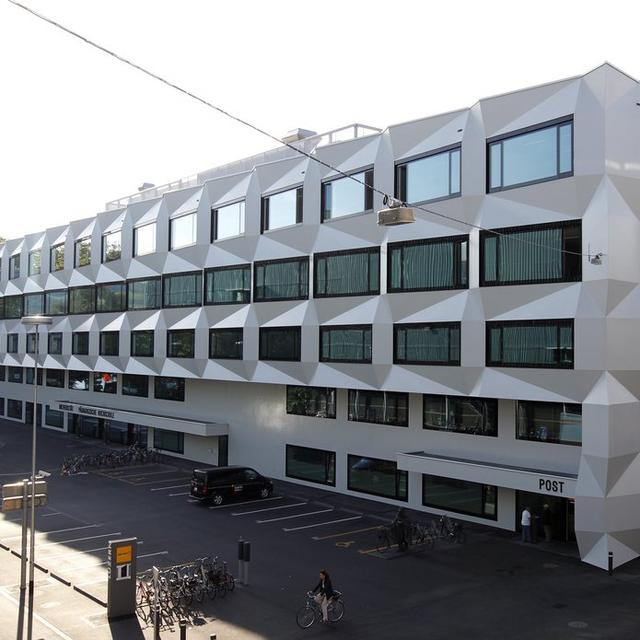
[190, 466, 273, 505]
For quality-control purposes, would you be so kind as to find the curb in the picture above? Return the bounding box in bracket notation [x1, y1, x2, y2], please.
[50, 572, 72, 587]
[73, 585, 107, 608]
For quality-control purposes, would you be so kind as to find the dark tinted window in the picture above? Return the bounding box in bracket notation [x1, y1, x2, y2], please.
[259, 327, 301, 361]
[154, 377, 185, 401]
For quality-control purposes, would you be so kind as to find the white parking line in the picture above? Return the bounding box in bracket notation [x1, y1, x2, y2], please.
[41, 512, 63, 518]
[111, 469, 182, 479]
[208, 496, 284, 510]
[257, 508, 333, 524]
[231, 501, 307, 516]
[168, 492, 190, 497]
[42, 540, 143, 560]
[36, 532, 122, 548]
[1, 524, 101, 541]
[150, 484, 191, 491]
[0, 588, 72, 640]
[283, 515, 362, 532]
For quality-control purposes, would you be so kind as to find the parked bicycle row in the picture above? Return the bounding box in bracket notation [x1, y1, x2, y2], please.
[60, 444, 159, 475]
[136, 556, 235, 627]
[376, 512, 467, 552]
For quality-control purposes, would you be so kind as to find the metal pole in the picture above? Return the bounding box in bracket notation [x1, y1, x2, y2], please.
[153, 566, 160, 640]
[26, 329, 38, 640]
[179, 619, 187, 640]
[608, 551, 614, 576]
[16, 479, 28, 640]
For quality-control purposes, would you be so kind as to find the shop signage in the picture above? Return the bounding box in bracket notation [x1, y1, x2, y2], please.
[538, 478, 566, 494]
[58, 403, 115, 419]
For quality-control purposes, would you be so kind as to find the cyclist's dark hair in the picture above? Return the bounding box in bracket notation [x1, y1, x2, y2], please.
[320, 569, 330, 580]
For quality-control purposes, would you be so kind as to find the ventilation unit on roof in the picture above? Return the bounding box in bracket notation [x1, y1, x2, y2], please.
[281, 128, 317, 144]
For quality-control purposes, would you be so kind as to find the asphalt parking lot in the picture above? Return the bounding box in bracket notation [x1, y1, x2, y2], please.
[2, 419, 640, 640]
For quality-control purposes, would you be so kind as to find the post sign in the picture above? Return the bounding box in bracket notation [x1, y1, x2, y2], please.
[107, 537, 137, 620]
[116, 545, 132, 564]
[538, 478, 566, 494]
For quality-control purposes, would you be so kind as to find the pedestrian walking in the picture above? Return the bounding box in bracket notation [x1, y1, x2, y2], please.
[521, 506, 532, 543]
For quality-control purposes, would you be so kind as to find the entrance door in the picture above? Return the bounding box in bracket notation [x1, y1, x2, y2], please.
[25, 402, 42, 427]
[516, 491, 575, 542]
[218, 436, 228, 467]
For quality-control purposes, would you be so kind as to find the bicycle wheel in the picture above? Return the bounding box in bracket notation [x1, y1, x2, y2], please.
[194, 583, 205, 603]
[424, 533, 435, 550]
[217, 582, 227, 598]
[328, 599, 344, 622]
[206, 580, 217, 600]
[296, 605, 316, 629]
[226, 574, 235, 592]
[376, 529, 390, 551]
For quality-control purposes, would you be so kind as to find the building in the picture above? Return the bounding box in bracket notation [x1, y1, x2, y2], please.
[1, 63, 639, 570]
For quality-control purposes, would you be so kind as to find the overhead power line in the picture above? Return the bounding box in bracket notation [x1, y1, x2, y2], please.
[8, 0, 598, 261]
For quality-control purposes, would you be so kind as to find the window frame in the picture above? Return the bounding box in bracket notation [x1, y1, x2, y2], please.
[74, 237, 92, 268]
[47, 332, 63, 355]
[132, 222, 157, 257]
[127, 276, 162, 310]
[479, 220, 582, 287]
[204, 264, 251, 306]
[393, 322, 462, 366]
[486, 319, 575, 369]
[3, 295, 23, 319]
[130, 330, 155, 358]
[211, 199, 245, 242]
[314, 247, 380, 298]
[50, 243, 65, 272]
[154, 376, 185, 402]
[68, 370, 90, 391]
[23, 293, 44, 316]
[72, 332, 90, 356]
[515, 400, 582, 446]
[162, 270, 203, 309]
[9, 254, 21, 279]
[68, 285, 96, 315]
[387, 235, 469, 293]
[44, 289, 68, 316]
[423, 394, 498, 437]
[7, 333, 19, 353]
[320, 167, 374, 222]
[422, 474, 498, 520]
[486, 116, 574, 193]
[169, 212, 198, 250]
[319, 324, 373, 363]
[347, 389, 409, 427]
[99, 331, 120, 357]
[347, 453, 408, 502]
[258, 326, 302, 362]
[285, 444, 336, 487]
[95, 281, 127, 313]
[166, 329, 195, 358]
[253, 256, 309, 302]
[122, 373, 149, 398]
[209, 328, 243, 360]
[101, 230, 122, 263]
[28, 250, 42, 276]
[260, 185, 304, 232]
[285, 386, 336, 419]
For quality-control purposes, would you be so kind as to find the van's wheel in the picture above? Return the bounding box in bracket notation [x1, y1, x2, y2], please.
[212, 494, 223, 506]
[259, 487, 271, 499]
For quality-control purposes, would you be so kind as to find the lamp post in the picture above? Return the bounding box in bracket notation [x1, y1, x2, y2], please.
[21, 314, 52, 640]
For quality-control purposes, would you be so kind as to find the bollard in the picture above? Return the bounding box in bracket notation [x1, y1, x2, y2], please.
[608, 551, 613, 576]
[243, 541, 251, 587]
[179, 619, 187, 640]
[237, 537, 245, 585]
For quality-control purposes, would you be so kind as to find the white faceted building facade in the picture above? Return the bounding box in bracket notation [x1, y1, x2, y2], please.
[1, 63, 639, 569]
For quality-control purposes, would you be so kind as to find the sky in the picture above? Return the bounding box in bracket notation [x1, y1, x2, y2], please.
[1, 0, 638, 241]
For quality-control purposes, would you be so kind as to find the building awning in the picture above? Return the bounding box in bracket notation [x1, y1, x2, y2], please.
[397, 451, 577, 498]
[55, 400, 228, 438]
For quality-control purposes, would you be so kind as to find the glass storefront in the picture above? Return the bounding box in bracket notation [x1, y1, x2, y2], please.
[516, 490, 576, 542]
[69, 415, 147, 446]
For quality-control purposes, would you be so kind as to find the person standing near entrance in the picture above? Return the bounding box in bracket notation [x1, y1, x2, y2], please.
[542, 504, 553, 542]
[521, 506, 532, 543]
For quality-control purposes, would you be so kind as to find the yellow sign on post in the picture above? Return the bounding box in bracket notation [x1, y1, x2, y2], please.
[116, 545, 132, 564]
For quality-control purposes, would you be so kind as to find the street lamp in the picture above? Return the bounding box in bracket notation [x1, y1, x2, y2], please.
[21, 314, 52, 640]
[377, 196, 415, 226]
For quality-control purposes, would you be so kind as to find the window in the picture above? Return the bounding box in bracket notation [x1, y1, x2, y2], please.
[348, 455, 408, 501]
[45, 405, 65, 429]
[0, 366, 4, 382]
[212, 201, 245, 240]
[48, 332, 63, 355]
[50, 243, 65, 271]
[127, 278, 161, 310]
[131, 330, 154, 357]
[167, 329, 195, 358]
[26, 333, 36, 353]
[170, 213, 197, 250]
[7, 399, 23, 419]
[133, 223, 156, 256]
[68, 370, 90, 390]
[8, 367, 23, 383]
[9, 254, 21, 279]
[46, 369, 65, 388]
[286, 386, 336, 419]
[259, 327, 301, 361]
[74, 237, 91, 267]
[72, 332, 89, 355]
[69, 286, 95, 314]
[99, 331, 119, 356]
[205, 265, 251, 305]
[26, 368, 43, 385]
[480, 220, 581, 286]
[94, 372, 117, 393]
[254, 257, 308, 301]
[122, 374, 149, 398]
[28, 250, 41, 276]
[3, 296, 22, 319]
[320, 325, 372, 363]
[24, 293, 44, 316]
[321, 169, 373, 221]
[396, 145, 461, 203]
[286, 445, 336, 486]
[0, 398, 3, 415]
[154, 377, 185, 402]
[96, 282, 126, 313]
[153, 428, 184, 453]
[423, 475, 497, 519]
[394, 323, 461, 365]
[45, 290, 68, 315]
[488, 117, 573, 192]
[423, 395, 498, 436]
[261, 186, 303, 231]
[486, 319, 574, 368]
[209, 328, 243, 359]
[388, 236, 468, 292]
[516, 401, 581, 445]
[7, 334, 18, 353]
[314, 248, 379, 298]
[348, 390, 408, 427]
[163, 271, 202, 308]
[102, 230, 122, 262]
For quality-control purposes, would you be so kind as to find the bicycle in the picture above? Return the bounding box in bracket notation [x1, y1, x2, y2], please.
[438, 515, 466, 544]
[409, 521, 436, 550]
[296, 591, 344, 629]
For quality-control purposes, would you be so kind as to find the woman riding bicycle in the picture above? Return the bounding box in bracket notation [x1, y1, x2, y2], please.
[311, 569, 334, 623]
